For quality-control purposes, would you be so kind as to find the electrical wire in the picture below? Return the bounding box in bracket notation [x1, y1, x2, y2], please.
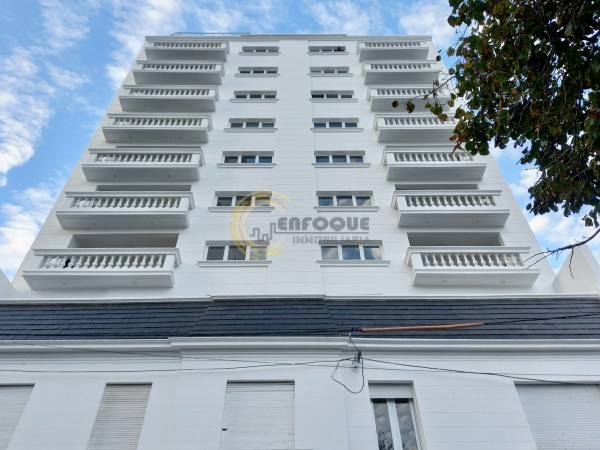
[330, 333, 365, 394]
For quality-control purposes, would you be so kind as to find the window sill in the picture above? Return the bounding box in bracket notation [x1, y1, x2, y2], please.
[312, 163, 371, 168]
[308, 73, 353, 77]
[308, 51, 349, 55]
[198, 260, 272, 267]
[217, 163, 276, 168]
[235, 73, 279, 77]
[311, 128, 364, 132]
[239, 52, 281, 56]
[310, 98, 358, 103]
[314, 206, 379, 212]
[225, 128, 278, 133]
[230, 99, 278, 103]
[317, 260, 391, 267]
[208, 206, 274, 212]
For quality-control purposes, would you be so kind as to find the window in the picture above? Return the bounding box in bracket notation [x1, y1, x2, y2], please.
[370, 384, 421, 450]
[320, 243, 383, 261]
[227, 119, 276, 130]
[241, 46, 279, 54]
[213, 192, 272, 208]
[317, 194, 373, 207]
[312, 119, 360, 130]
[237, 66, 278, 75]
[221, 153, 274, 165]
[0, 385, 33, 449]
[309, 66, 350, 75]
[88, 384, 151, 450]
[206, 243, 268, 261]
[308, 45, 346, 53]
[314, 153, 365, 165]
[233, 91, 277, 100]
[220, 382, 294, 449]
[517, 384, 600, 450]
[311, 90, 354, 100]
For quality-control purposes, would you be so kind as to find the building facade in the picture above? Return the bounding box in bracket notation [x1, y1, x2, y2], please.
[0, 34, 599, 450]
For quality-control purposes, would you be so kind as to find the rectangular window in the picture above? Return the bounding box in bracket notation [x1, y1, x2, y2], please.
[233, 91, 277, 100]
[220, 382, 294, 449]
[216, 196, 233, 207]
[88, 384, 152, 450]
[241, 46, 279, 53]
[206, 243, 270, 262]
[237, 66, 278, 75]
[222, 153, 274, 165]
[314, 153, 366, 165]
[309, 45, 346, 53]
[312, 119, 360, 129]
[228, 119, 276, 130]
[370, 384, 421, 450]
[0, 385, 34, 449]
[309, 66, 350, 75]
[319, 243, 383, 261]
[311, 90, 354, 100]
[317, 194, 373, 207]
[214, 192, 272, 208]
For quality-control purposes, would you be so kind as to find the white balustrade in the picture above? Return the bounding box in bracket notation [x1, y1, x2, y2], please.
[140, 62, 218, 71]
[420, 251, 523, 268]
[363, 41, 426, 48]
[111, 116, 205, 127]
[40, 252, 167, 270]
[367, 62, 436, 71]
[392, 151, 472, 163]
[150, 41, 225, 49]
[380, 116, 459, 127]
[402, 193, 496, 208]
[93, 152, 194, 164]
[69, 195, 182, 210]
[126, 87, 212, 97]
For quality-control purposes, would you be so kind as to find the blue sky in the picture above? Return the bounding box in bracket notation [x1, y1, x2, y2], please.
[0, 0, 597, 278]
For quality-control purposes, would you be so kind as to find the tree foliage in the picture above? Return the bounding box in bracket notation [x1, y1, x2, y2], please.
[404, 0, 600, 247]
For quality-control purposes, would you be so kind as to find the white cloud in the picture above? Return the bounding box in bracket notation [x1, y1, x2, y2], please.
[0, 178, 64, 279]
[398, 0, 456, 47]
[509, 167, 540, 197]
[39, 0, 92, 52]
[304, 0, 382, 34]
[47, 64, 88, 90]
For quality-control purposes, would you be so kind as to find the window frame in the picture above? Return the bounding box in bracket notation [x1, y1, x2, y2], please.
[231, 91, 278, 102]
[316, 193, 373, 207]
[308, 45, 347, 54]
[371, 398, 422, 450]
[313, 152, 368, 167]
[219, 152, 275, 167]
[237, 66, 279, 76]
[318, 241, 389, 266]
[240, 46, 280, 55]
[226, 119, 277, 131]
[211, 192, 273, 210]
[311, 119, 362, 131]
[310, 90, 356, 102]
[308, 66, 351, 76]
[200, 242, 271, 265]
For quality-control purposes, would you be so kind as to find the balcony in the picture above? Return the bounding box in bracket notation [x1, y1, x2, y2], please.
[82, 149, 202, 182]
[383, 148, 486, 181]
[56, 192, 194, 229]
[22, 248, 181, 289]
[357, 40, 430, 61]
[376, 115, 458, 143]
[368, 87, 451, 112]
[119, 86, 218, 112]
[362, 62, 440, 85]
[144, 39, 228, 61]
[132, 61, 224, 85]
[405, 247, 540, 287]
[393, 190, 510, 228]
[102, 114, 211, 144]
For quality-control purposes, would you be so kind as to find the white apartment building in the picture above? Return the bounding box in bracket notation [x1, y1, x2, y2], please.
[0, 33, 599, 450]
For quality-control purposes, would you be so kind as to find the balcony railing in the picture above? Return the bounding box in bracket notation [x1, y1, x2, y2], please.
[357, 40, 430, 60]
[119, 86, 218, 112]
[405, 246, 540, 287]
[376, 115, 457, 143]
[82, 149, 203, 182]
[22, 248, 181, 289]
[56, 191, 194, 229]
[132, 61, 224, 85]
[393, 190, 510, 227]
[102, 114, 211, 144]
[362, 61, 440, 85]
[145, 39, 228, 61]
[383, 148, 486, 181]
[368, 87, 450, 112]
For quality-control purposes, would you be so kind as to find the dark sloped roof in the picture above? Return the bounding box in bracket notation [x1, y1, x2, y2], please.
[0, 298, 599, 340]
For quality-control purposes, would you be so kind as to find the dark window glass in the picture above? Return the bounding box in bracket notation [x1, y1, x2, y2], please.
[338, 69, 348, 73]
[255, 195, 271, 206]
[235, 196, 252, 207]
[254, 70, 265, 74]
[336, 196, 353, 206]
[329, 122, 343, 128]
[345, 122, 358, 128]
[356, 196, 372, 206]
[216, 196, 233, 207]
[228, 245, 247, 260]
[230, 122, 243, 128]
[241, 155, 256, 163]
[264, 94, 276, 99]
[256, 49, 266, 52]
[335, 46, 345, 52]
[341, 94, 353, 98]
[323, 69, 334, 74]
[312, 93, 325, 99]
[266, 69, 277, 74]
[372, 400, 394, 450]
[224, 156, 239, 163]
[315, 155, 330, 164]
[364, 246, 382, 260]
[342, 245, 361, 260]
[318, 196, 334, 206]
[246, 122, 259, 128]
[332, 155, 347, 163]
[235, 94, 247, 99]
[314, 122, 327, 128]
[262, 122, 275, 128]
[321, 246, 338, 260]
[206, 246, 225, 261]
[258, 156, 273, 163]
[326, 93, 338, 99]
[349, 155, 364, 163]
[249, 93, 262, 99]
[395, 400, 419, 450]
[250, 246, 267, 260]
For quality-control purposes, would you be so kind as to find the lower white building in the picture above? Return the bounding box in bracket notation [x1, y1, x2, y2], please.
[1, 34, 600, 450]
